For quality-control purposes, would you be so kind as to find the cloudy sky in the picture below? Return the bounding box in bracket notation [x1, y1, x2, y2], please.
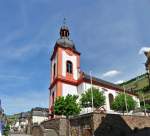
[0, 0, 150, 115]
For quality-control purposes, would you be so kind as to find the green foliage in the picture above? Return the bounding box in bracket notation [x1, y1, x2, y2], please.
[112, 93, 137, 113]
[136, 85, 150, 93]
[54, 96, 65, 115]
[54, 94, 81, 117]
[80, 87, 105, 108]
[140, 103, 150, 110]
[3, 124, 10, 136]
[145, 104, 150, 110]
[119, 73, 148, 87]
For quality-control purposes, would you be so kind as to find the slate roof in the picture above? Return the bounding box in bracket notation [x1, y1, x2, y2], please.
[55, 24, 80, 53]
[82, 72, 137, 96]
[56, 37, 76, 50]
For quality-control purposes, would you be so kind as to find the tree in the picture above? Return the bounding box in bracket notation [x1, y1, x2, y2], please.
[54, 96, 65, 115]
[80, 87, 105, 108]
[54, 94, 81, 118]
[3, 124, 10, 136]
[112, 93, 137, 114]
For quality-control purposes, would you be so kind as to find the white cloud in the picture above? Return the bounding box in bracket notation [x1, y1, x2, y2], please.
[114, 80, 124, 84]
[102, 70, 121, 78]
[139, 47, 150, 55]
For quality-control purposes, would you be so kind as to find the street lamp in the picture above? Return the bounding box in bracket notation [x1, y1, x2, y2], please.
[142, 93, 147, 116]
[123, 85, 128, 115]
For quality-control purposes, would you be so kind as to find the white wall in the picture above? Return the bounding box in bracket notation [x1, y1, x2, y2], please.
[32, 116, 48, 124]
[78, 82, 140, 111]
[77, 83, 84, 95]
[132, 95, 140, 108]
[62, 50, 78, 80]
[62, 83, 78, 96]
[51, 52, 57, 82]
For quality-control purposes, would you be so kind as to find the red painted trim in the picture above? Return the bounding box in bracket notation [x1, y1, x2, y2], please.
[49, 74, 137, 97]
[49, 74, 83, 90]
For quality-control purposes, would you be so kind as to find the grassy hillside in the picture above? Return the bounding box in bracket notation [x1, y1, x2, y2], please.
[120, 73, 149, 92]
[119, 73, 150, 102]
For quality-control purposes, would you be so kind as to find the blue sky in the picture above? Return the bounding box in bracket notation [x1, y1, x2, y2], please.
[0, 0, 150, 115]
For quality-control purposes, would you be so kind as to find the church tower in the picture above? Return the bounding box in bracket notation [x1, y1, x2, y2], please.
[49, 24, 81, 115]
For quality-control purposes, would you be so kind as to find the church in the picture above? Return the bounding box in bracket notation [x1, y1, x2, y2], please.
[49, 24, 140, 115]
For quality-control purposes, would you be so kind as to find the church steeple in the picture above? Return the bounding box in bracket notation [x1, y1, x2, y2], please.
[49, 22, 81, 118]
[55, 19, 77, 50]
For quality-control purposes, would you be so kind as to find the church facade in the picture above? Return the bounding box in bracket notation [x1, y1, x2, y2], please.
[49, 24, 140, 115]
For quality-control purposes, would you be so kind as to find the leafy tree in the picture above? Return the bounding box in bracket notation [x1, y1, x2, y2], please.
[54, 94, 81, 118]
[80, 87, 105, 108]
[112, 93, 137, 113]
[54, 96, 65, 115]
[140, 103, 150, 111]
[3, 124, 10, 136]
[144, 104, 150, 110]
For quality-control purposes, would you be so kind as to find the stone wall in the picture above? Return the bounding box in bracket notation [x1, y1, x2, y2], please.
[32, 118, 68, 136]
[70, 112, 150, 136]
[32, 113, 150, 136]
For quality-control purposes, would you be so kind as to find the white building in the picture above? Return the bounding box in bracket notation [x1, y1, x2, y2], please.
[49, 24, 140, 117]
[30, 107, 48, 125]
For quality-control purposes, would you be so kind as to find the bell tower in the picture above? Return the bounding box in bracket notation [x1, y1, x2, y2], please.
[49, 23, 81, 115]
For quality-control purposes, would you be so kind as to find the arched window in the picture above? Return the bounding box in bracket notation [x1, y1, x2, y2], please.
[53, 63, 56, 77]
[66, 61, 73, 74]
[52, 92, 55, 105]
[108, 93, 114, 109]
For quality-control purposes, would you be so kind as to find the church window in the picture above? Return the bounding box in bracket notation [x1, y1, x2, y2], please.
[53, 63, 56, 77]
[108, 93, 114, 109]
[66, 61, 73, 74]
